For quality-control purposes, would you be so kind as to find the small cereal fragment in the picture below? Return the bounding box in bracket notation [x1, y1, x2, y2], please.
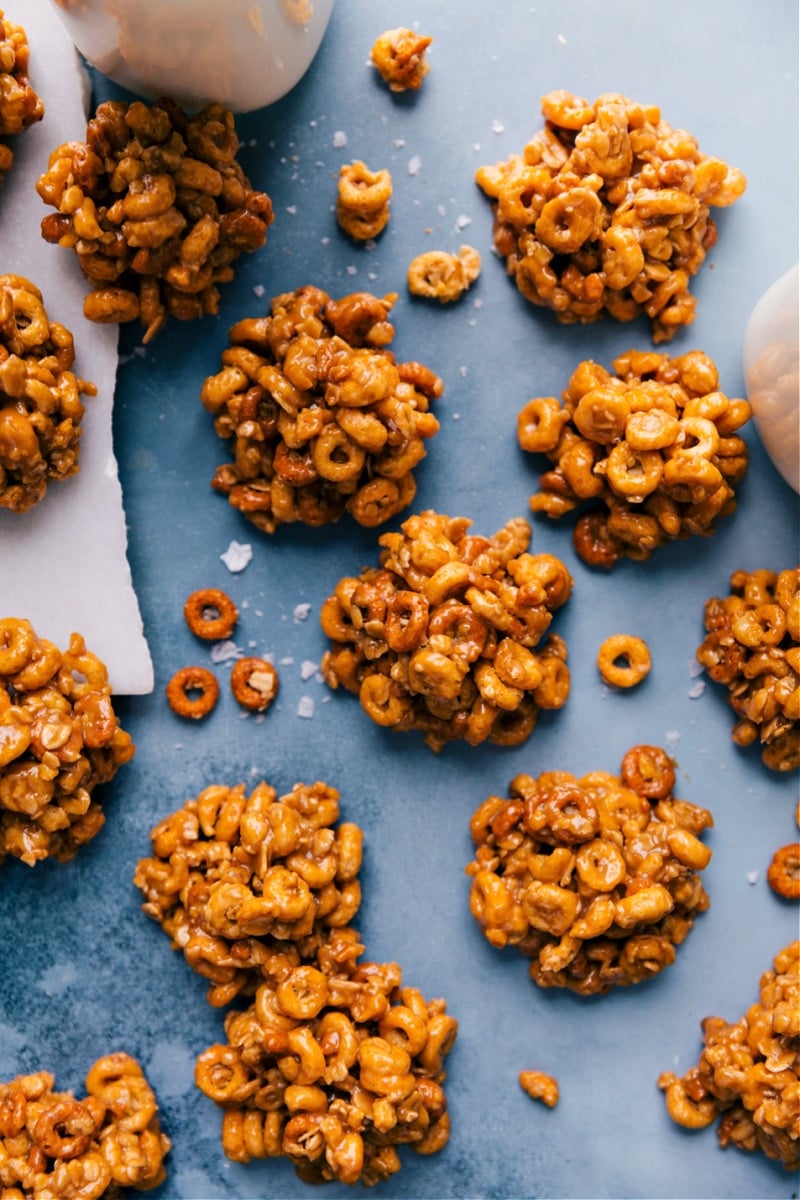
[165, 666, 219, 719]
[337, 159, 393, 241]
[597, 634, 651, 688]
[519, 1070, 559, 1108]
[230, 656, 279, 711]
[767, 843, 800, 900]
[0, 11, 44, 186]
[370, 27, 432, 92]
[184, 587, 239, 641]
[407, 245, 482, 303]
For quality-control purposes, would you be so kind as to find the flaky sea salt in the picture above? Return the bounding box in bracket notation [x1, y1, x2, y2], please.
[297, 696, 315, 719]
[293, 603, 312, 623]
[747, 871, 759, 885]
[688, 658, 705, 678]
[665, 730, 681, 753]
[456, 214, 472, 229]
[491, 119, 505, 134]
[252, 284, 265, 298]
[210, 640, 242, 664]
[408, 155, 422, 176]
[688, 680, 706, 699]
[333, 130, 348, 148]
[300, 660, 319, 681]
[220, 541, 253, 573]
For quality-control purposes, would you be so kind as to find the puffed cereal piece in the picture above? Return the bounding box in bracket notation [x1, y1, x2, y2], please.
[370, 27, 432, 92]
[466, 745, 713, 995]
[658, 941, 800, 1171]
[767, 843, 800, 899]
[597, 633, 651, 688]
[0, 1054, 171, 1195]
[407, 245, 481, 303]
[0, 11, 44, 185]
[519, 1070, 559, 1108]
[336, 160, 393, 241]
[0, 619, 135, 867]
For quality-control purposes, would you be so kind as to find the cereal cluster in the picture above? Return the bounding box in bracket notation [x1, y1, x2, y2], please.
[697, 567, 800, 771]
[195, 926, 457, 1186]
[518, 348, 750, 567]
[407, 245, 481, 303]
[321, 510, 573, 752]
[658, 942, 799, 1172]
[0, 11, 44, 186]
[466, 745, 713, 995]
[0, 1053, 171, 1197]
[0, 275, 96, 513]
[133, 780, 364, 1007]
[476, 90, 745, 342]
[37, 98, 274, 341]
[370, 28, 432, 93]
[201, 286, 443, 533]
[0, 620, 135, 867]
[336, 160, 393, 241]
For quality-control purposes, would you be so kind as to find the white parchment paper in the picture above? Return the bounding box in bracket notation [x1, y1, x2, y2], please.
[0, 0, 153, 694]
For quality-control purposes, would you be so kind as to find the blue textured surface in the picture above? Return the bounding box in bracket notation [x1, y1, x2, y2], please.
[3, 3, 799, 1199]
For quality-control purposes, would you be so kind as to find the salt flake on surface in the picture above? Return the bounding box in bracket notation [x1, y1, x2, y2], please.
[293, 603, 312, 623]
[210, 640, 242, 664]
[491, 119, 505, 134]
[394, 138, 406, 149]
[286, 205, 298, 215]
[688, 680, 706, 699]
[557, 33, 567, 44]
[346, 265, 358, 275]
[280, 656, 295, 666]
[665, 730, 681, 753]
[747, 871, 759, 885]
[333, 130, 348, 148]
[688, 657, 705, 678]
[297, 696, 315, 719]
[408, 155, 422, 176]
[300, 660, 319, 681]
[220, 540, 253, 573]
[252, 284, 265, 298]
[456, 214, 472, 229]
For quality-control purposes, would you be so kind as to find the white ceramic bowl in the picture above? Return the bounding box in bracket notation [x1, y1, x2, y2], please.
[48, 0, 335, 112]
[743, 263, 799, 493]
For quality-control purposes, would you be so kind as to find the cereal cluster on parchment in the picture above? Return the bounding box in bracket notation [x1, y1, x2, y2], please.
[0, 10, 44, 186]
[476, 90, 746, 342]
[321, 510, 572, 752]
[518, 348, 750, 567]
[201, 285, 442, 532]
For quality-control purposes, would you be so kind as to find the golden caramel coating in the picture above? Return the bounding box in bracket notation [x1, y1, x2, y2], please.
[183, 587, 238, 641]
[476, 91, 746, 342]
[465, 746, 713, 995]
[37, 98, 274, 341]
[697, 567, 800, 771]
[336, 160, 392, 241]
[321, 509, 573, 752]
[0, 1053, 170, 1196]
[407, 245, 481, 303]
[370, 27, 432, 93]
[195, 925, 456, 1186]
[0, 276, 97, 513]
[767, 844, 800, 900]
[133, 779, 364, 1006]
[202, 285, 443, 533]
[597, 634, 651, 688]
[0, 620, 134, 868]
[519, 1070, 559, 1108]
[229, 657, 279, 712]
[518, 348, 751, 567]
[164, 665, 220, 720]
[0, 12, 44, 185]
[658, 942, 800, 1171]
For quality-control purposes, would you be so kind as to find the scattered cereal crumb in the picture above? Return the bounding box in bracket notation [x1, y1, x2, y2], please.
[491, 119, 505, 134]
[297, 696, 315, 719]
[688, 680, 706, 699]
[519, 1070, 559, 1108]
[293, 603, 312, 623]
[408, 154, 422, 176]
[333, 130, 348, 148]
[688, 658, 705, 678]
[252, 284, 265, 298]
[220, 540, 253, 573]
[210, 640, 243, 664]
[300, 660, 320, 681]
[747, 871, 759, 885]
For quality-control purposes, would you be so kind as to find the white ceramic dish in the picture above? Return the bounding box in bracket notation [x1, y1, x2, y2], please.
[743, 263, 800, 493]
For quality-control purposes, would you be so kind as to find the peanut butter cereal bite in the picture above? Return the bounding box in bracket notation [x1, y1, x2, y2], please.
[370, 27, 432, 93]
[407, 245, 481, 303]
[321, 509, 573, 752]
[0, 1053, 171, 1195]
[466, 745, 713, 995]
[336, 159, 392, 241]
[658, 941, 799, 1171]
[476, 90, 745, 342]
[201, 285, 443, 532]
[518, 348, 751, 568]
[0, 10, 44, 186]
[195, 926, 457, 1186]
[697, 567, 800, 771]
[0, 619, 134, 867]
[36, 97, 274, 341]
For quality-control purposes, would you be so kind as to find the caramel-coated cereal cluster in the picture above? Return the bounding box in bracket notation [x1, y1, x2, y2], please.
[697, 567, 800, 772]
[0, 11, 44, 185]
[321, 510, 573, 752]
[658, 941, 800, 1172]
[407, 245, 481, 303]
[0, 275, 96, 513]
[370, 27, 432, 93]
[201, 286, 443, 532]
[0, 1053, 171, 1197]
[476, 91, 745, 342]
[133, 780, 364, 1007]
[518, 348, 750, 567]
[0, 619, 134, 867]
[466, 745, 713, 995]
[37, 98, 274, 341]
[195, 925, 457, 1186]
[336, 160, 392, 241]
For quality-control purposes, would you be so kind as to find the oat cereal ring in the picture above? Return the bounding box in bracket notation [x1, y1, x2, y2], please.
[597, 634, 652, 688]
[230, 657, 279, 711]
[620, 743, 675, 798]
[338, 161, 393, 212]
[183, 588, 239, 641]
[407, 246, 481, 303]
[767, 843, 800, 900]
[166, 666, 219, 719]
[519, 1070, 559, 1108]
[370, 27, 432, 93]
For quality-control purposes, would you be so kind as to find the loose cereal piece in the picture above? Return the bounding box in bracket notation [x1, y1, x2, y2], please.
[37, 98, 274, 341]
[0, 620, 134, 867]
[518, 349, 751, 567]
[0, 275, 97, 513]
[697, 566, 800, 771]
[658, 941, 799, 1171]
[165, 665, 220, 720]
[321, 509, 573, 752]
[230, 656, 279, 711]
[519, 1070, 559, 1108]
[476, 91, 746, 343]
[407, 245, 481, 303]
[767, 843, 800, 899]
[195, 927, 456, 1185]
[183, 587, 239, 641]
[597, 634, 651, 688]
[0, 11, 44, 186]
[466, 745, 712, 995]
[370, 27, 432, 93]
[134, 779, 363, 1005]
[0, 1053, 171, 1194]
[202, 286, 442, 533]
[336, 160, 392, 241]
